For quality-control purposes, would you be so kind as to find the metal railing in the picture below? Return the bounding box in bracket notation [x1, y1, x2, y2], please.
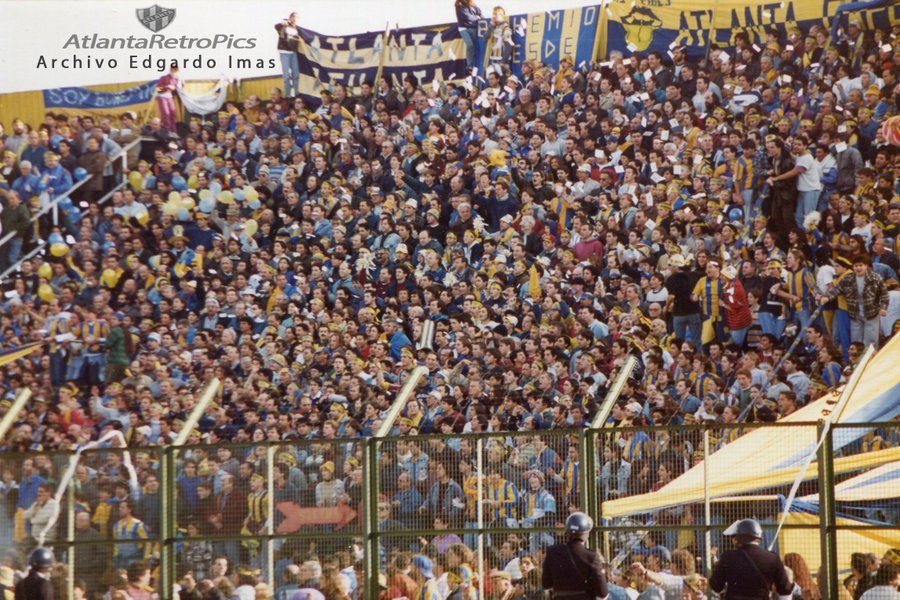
[2, 420, 896, 599]
[0, 136, 143, 279]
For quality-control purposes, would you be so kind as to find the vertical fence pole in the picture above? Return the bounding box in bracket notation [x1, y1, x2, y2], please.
[364, 366, 426, 599]
[817, 421, 839, 600]
[363, 437, 380, 600]
[66, 473, 75, 600]
[266, 444, 276, 588]
[580, 430, 598, 549]
[703, 427, 712, 575]
[590, 357, 637, 558]
[158, 446, 173, 597]
[476, 436, 486, 582]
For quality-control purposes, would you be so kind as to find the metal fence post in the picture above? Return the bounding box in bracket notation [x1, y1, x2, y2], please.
[703, 426, 712, 575]
[476, 436, 485, 582]
[363, 437, 380, 600]
[158, 445, 174, 597]
[817, 420, 838, 600]
[66, 472, 75, 600]
[363, 366, 426, 599]
[266, 444, 276, 588]
[580, 430, 599, 549]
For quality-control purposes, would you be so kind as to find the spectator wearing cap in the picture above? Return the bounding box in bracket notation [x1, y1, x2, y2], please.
[411, 554, 441, 600]
[820, 254, 889, 347]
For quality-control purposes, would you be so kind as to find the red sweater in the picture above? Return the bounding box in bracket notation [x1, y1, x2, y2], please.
[722, 278, 752, 330]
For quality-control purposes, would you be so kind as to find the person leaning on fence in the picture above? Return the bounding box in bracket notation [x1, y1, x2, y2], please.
[709, 519, 792, 600]
[541, 512, 608, 600]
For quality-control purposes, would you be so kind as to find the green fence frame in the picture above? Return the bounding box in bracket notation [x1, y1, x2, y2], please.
[2, 418, 896, 599]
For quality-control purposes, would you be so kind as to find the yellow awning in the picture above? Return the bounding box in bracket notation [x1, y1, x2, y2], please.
[777, 513, 897, 575]
[602, 334, 900, 518]
[799, 461, 900, 504]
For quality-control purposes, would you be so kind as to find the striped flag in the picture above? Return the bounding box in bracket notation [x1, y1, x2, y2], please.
[0, 342, 44, 368]
[417, 320, 436, 351]
[529, 264, 542, 300]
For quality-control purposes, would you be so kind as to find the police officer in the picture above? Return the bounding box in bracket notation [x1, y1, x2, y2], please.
[709, 519, 792, 600]
[15, 548, 54, 600]
[542, 512, 609, 599]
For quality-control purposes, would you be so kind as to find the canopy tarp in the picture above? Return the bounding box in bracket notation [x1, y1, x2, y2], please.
[799, 461, 900, 504]
[602, 334, 900, 519]
[777, 513, 897, 575]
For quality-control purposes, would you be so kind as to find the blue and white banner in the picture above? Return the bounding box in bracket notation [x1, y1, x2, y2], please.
[42, 80, 158, 116]
[296, 24, 467, 100]
[472, 6, 602, 78]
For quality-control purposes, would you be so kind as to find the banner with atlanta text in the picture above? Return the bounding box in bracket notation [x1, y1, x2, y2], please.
[295, 23, 467, 101]
[603, 0, 899, 60]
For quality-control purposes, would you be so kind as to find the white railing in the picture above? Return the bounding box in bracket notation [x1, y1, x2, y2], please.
[0, 136, 145, 276]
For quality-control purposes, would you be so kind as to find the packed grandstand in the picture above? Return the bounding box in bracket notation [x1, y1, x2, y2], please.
[0, 1, 899, 599]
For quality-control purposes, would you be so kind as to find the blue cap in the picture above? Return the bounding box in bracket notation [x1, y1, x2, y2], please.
[412, 555, 434, 579]
[113, 312, 126, 320]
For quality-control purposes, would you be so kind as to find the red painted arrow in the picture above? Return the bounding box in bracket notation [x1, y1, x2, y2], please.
[275, 502, 358, 533]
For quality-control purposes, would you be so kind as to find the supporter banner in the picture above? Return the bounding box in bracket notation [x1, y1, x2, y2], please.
[0, 342, 45, 368]
[42, 80, 158, 118]
[295, 24, 467, 101]
[177, 78, 230, 116]
[603, 0, 900, 59]
[473, 6, 602, 78]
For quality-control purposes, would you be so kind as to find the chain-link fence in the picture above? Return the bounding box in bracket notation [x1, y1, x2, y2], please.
[369, 429, 580, 598]
[2, 421, 896, 599]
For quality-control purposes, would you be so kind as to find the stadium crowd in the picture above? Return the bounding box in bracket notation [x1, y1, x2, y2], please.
[0, 2, 899, 599]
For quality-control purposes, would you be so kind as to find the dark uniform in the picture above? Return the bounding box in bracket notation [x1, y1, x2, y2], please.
[14, 572, 54, 600]
[541, 540, 609, 599]
[709, 543, 792, 599]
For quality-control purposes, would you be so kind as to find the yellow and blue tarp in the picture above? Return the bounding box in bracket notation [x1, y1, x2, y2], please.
[777, 513, 897, 576]
[603, 332, 900, 519]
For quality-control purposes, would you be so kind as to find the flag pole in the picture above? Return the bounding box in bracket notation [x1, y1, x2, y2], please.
[374, 22, 392, 88]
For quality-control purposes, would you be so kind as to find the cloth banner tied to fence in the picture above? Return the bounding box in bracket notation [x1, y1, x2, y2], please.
[176, 78, 230, 116]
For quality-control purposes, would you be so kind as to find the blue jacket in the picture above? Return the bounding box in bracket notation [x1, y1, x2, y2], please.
[16, 473, 46, 510]
[389, 330, 413, 360]
[455, 3, 483, 27]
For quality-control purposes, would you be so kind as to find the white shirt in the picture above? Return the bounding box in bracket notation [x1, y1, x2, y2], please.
[646, 287, 669, 304]
[795, 152, 821, 191]
[881, 289, 900, 337]
[816, 265, 836, 295]
[860, 586, 900, 600]
[817, 152, 836, 178]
